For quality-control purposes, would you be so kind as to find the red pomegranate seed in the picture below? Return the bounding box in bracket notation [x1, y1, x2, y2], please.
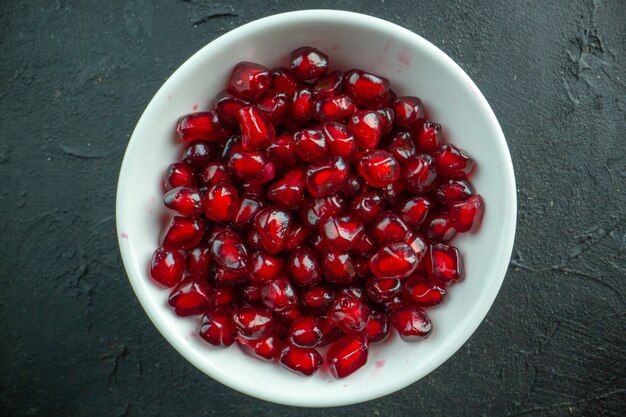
[402, 154, 438, 193]
[312, 71, 343, 98]
[176, 111, 229, 143]
[237, 106, 276, 151]
[381, 180, 406, 207]
[229, 149, 275, 184]
[366, 277, 402, 303]
[268, 168, 306, 209]
[428, 243, 463, 284]
[336, 285, 367, 302]
[353, 256, 371, 278]
[287, 247, 323, 288]
[342, 174, 365, 198]
[149, 247, 185, 287]
[324, 252, 357, 284]
[435, 179, 474, 206]
[322, 121, 357, 161]
[231, 193, 264, 228]
[182, 140, 215, 167]
[403, 276, 446, 307]
[186, 245, 212, 278]
[232, 305, 274, 339]
[391, 305, 432, 341]
[319, 215, 364, 252]
[202, 182, 239, 223]
[293, 128, 328, 162]
[391, 96, 425, 129]
[200, 309, 236, 346]
[369, 243, 418, 279]
[364, 310, 389, 343]
[369, 211, 412, 245]
[434, 144, 474, 179]
[349, 110, 383, 150]
[425, 210, 457, 241]
[387, 131, 417, 163]
[167, 275, 212, 316]
[301, 286, 334, 315]
[228, 61, 271, 99]
[381, 294, 405, 314]
[377, 107, 395, 137]
[163, 186, 203, 217]
[398, 196, 432, 227]
[414, 121, 442, 153]
[220, 134, 242, 161]
[279, 344, 323, 376]
[408, 234, 428, 265]
[276, 305, 302, 322]
[288, 87, 315, 125]
[253, 207, 292, 254]
[349, 191, 384, 223]
[239, 334, 282, 361]
[343, 69, 390, 108]
[212, 287, 238, 307]
[198, 161, 229, 186]
[212, 266, 247, 288]
[318, 317, 344, 347]
[248, 250, 284, 285]
[314, 95, 355, 122]
[450, 194, 484, 232]
[255, 90, 289, 125]
[284, 223, 310, 251]
[290, 46, 329, 80]
[327, 295, 371, 333]
[353, 232, 376, 254]
[289, 316, 324, 347]
[261, 276, 298, 312]
[271, 67, 299, 96]
[301, 195, 345, 229]
[327, 333, 369, 379]
[162, 216, 204, 250]
[358, 149, 400, 187]
[210, 230, 248, 274]
[242, 284, 262, 303]
[164, 162, 195, 190]
[267, 132, 297, 166]
[215, 90, 251, 127]
[305, 157, 350, 198]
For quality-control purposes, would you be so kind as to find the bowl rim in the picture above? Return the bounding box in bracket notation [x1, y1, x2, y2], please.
[116, 9, 517, 407]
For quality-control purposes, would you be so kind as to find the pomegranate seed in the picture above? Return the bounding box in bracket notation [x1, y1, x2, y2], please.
[350, 191, 384, 223]
[246, 229, 262, 250]
[186, 245, 212, 278]
[212, 266, 248, 288]
[336, 285, 367, 302]
[198, 161, 229, 186]
[271, 67, 299, 96]
[276, 305, 302, 322]
[312, 71, 343, 98]
[381, 294, 405, 314]
[242, 284, 262, 303]
[289, 316, 324, 347]
[261, 276, 298, 312]
[381, 180, 406, 207]
[425, 211, 457, 241]
[353, 232, 376, 254]
[202, 182, 239, 223]
[215, 90, 251, 127]
[408, 234, 428, 265]
[414, 121, 442, 153]
[314, 95, 355, 122]
[428, 243, 463, 284]
[353, 256, 371, 278]
[387, 131, 417, 163]
[391, 96, 425, 129]
[287, 247, 323, 288]
[284, 223, 310, 251]
[342, 174, 366, 198]
[228, 61, 271, 99]
[162, 216, 204, 250]
[301, 286, 333, 315]
[293, 129, 329, 162]
[318, 317, 344, 347]
[176, 111, 229, 143]
[220, 134, 242, 161]
[319, 215, 364, 252]
[267, 132, 297, 166]
[376, 107, 395, 137]
[391, 305, 432, 341]
[232, 305, 274, 339]
[163, 186, 203, 217]
[279, 344, 323, 376]
[255, 90, 288, 125]
[210, 230, 248, 273]
[212, 287, 238, 307]
[200, 309, 236, 346]
[229, 149, 275, 184]
[366, 277, 402, 303]
[358, 149, 400, 187]
[327, 333, 369, 379]
[404, 276, 446, 307]
[301, 195, 345, 229]
[369, 211, 412, 245]
[239, 334, 282, 361]
[238, 106, 276, 151]
[253, 207, 292, 254]
[327, 295, 371, 333]
[164, 162, 195, 190]
[182, 140, 215, 168]
[450, 194, 484, 232]
[343, 69, 390, 108]
[398, 196, 432, 227]
[231, 193, 264, 228]
[434, 144, 474, 179]
[149, 247, 185, 287]
[364, 310, 389, 343]
[305, 157, 350, 198]
[167, 275, 212, 316]
[435, 179, 474, 206]
[322, 122, 357, 161]
[402, 154, 438, 193]
[248, 250, 284, 285]
[324, 252, 357, 284]
[288, 87, 315, 125]
[349, 110, 383, 150]
[290, 46, 329, 80]
[369, 243, 418, 279]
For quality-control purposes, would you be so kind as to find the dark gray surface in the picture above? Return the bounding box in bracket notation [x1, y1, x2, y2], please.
[1, 0, 625, 416]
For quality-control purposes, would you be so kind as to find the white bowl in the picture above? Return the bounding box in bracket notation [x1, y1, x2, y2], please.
[116, 10, 516, 407]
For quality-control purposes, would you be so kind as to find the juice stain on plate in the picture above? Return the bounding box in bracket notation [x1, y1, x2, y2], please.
[375, 360, 385, 368]
[120, 232, 129, 239]
[193, 104, 198, 110]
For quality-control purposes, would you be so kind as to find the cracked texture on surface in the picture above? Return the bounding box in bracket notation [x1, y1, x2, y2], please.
[0, 0, 625, 416]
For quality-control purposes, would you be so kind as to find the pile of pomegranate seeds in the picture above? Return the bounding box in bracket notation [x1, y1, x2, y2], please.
[150, 46, 484, 378]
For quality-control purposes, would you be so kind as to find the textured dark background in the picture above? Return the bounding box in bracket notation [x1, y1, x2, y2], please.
[1, 0, 625, 416]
